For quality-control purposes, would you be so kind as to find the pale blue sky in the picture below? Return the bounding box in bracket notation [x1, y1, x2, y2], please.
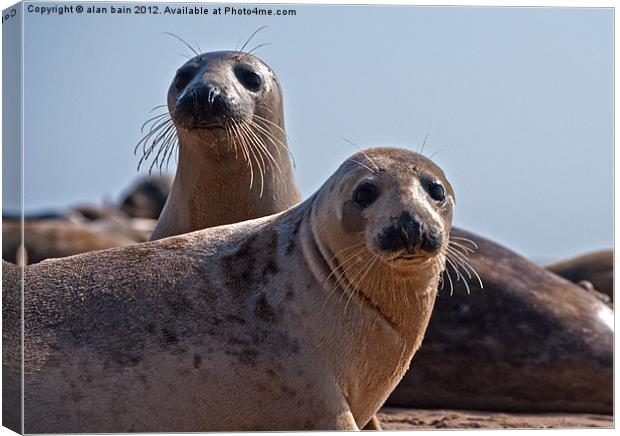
[7, 3, 614, 260]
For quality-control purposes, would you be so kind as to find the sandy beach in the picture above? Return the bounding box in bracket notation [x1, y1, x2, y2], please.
[378, 408, 613, 429]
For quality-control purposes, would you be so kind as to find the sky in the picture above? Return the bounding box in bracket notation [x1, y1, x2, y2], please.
[4, 3, 614, 260]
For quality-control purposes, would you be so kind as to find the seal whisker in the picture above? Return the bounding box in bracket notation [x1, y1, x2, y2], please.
[337, 251, 377, 308]
[149, 104, 168, 113]
[450, 236, 479, 249]
[136, 116, 173, 152]
[224, 123, 239, 160]
[164, 31, 199, 56]
[231, 120, 255, 188]
[249, 119, 288, 158]
[322, 246, 370, 309]
[418, 128, 431, 156]
[242, 121, 283, 176]
[245, 42, 271, 57]
[448, 240, 476, 254]
[251, 116, 289, 151]
[324, 243, 367, 284]
[147, 124, 177, 174]
[252, 115, 297, 167]
[444, 253, 465, 283]
[239, 122, 267, 196]
[236, 120, 264, 192]
[348, 159, 377, 174]
[239, 25, 267, 54]
[443, 262, 456, 296]
[135, 117, 174, 159]
[136, 122, 175, 171]
[340, 137, 381, 173]
[253, 114, 289, 140]
[140, 112, 171, 134]
[343, 255, 380, 315]
[447, 249, 483, 289]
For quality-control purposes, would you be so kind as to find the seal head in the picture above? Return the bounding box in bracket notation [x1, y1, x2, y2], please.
[168, 51, 284, 156]
[310, 147, 455, 329]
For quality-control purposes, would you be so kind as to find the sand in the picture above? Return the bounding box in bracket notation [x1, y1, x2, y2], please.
[377, 407, 613, 430]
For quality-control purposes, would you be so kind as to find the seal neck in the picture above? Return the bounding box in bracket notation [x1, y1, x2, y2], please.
[150, 126, 301, 240]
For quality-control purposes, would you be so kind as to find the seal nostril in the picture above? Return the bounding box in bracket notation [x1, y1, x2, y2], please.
[207, 86, 220, 104]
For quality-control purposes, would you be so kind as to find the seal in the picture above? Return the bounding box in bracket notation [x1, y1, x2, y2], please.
[119, 174, 172, 219]
[545, 250, 613, 302]
[2, 219, 137, 265]
[385, 228, 614, 414]
[11, 148, 454, 432]
[143, 50, 301, 240]
[2, 260, 22, 434]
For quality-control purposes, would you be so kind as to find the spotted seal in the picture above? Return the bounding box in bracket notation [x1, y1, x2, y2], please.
[7, 148, 453, 432]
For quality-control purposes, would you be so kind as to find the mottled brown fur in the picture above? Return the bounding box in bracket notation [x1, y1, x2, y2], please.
[10, 149, 453, 432]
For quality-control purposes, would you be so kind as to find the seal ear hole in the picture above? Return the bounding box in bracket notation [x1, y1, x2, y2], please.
[423, 180, 446, 203]
[234, 66, 262, 91]
[353, 182, 379, 208]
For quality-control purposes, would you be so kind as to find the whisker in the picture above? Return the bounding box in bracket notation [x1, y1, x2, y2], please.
[245, 42, 271, 57]
[164, 32, 199, 57]
[239, 25, 268, 54]
[340, 137, 381, 173]
[348, 159, 377, 174]
[450, 236, 479, 249]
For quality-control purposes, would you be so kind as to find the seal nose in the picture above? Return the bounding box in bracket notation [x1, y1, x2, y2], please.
[175, 83, 229, 127]
[377, 211, 441, 255]
[195, 84, 222, 113]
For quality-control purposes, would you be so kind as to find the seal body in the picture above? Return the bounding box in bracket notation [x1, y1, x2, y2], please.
[149, 51, 301, 240]
[2, 176, 167, 265]
[11, 148, 454, 432]
[386, 228, 614, 414]
[545, 250, 613, 302]
[2, 219, 137, 265]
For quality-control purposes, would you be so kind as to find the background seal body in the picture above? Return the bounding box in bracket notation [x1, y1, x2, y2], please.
[386, 228, 614, 414]
[545, 250, 613, 302]
[11, 148, 453, 432]
[148, 51, 301, 240]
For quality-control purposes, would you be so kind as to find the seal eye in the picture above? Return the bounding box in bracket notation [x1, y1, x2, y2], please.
[235, 66, 262, 91]
[353, 183, 379, 208]
[425, 181, 445, 202]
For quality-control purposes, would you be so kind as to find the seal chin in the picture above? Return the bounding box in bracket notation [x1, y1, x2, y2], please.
[381, 250, 439, 268]
[187, 123, 226, 132]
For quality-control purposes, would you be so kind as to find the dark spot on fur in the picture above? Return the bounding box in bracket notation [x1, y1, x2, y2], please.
[162, 328, 178, 344]
[281, 385, 297, 397]
[146, 323, 155, 334]
[221, 234, 258, 294]
[266, 368, 276, 378]
[255, 294, 277, 323]
[285, 289, 295, 300]
[193, 354, 202, 369]
[211, 316, 223, 326]
[285, 241, 296, 255]
[164, 293, 190, 316]
[225, 348, 259, 365]
[225, 314, 246, 325]
[286, 217, 303, 254]
[262, 258, 279, 278]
